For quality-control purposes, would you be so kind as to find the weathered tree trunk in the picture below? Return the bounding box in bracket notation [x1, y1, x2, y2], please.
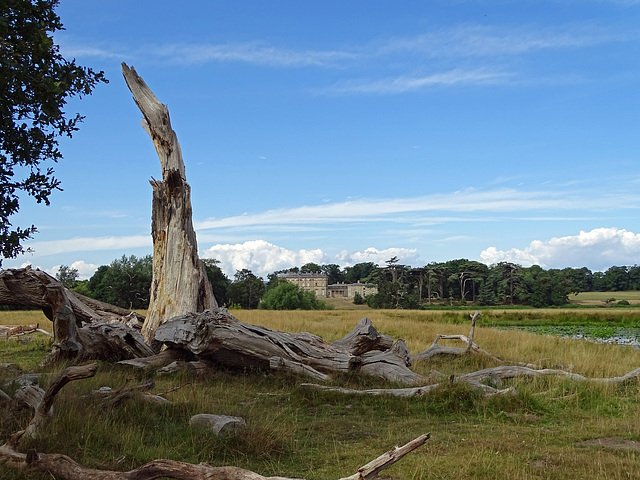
[121, 63, 216, 345]
[329, 317, 393, 355]
[150, 310, 423, 385]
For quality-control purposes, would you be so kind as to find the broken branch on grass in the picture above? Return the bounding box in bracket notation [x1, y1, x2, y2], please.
[411, 311, 503, 364]
[302, 364, 640, 399]
[6, 363, 98, 450]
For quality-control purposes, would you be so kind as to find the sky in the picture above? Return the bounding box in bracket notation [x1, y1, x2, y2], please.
[5, 0, 640, 280]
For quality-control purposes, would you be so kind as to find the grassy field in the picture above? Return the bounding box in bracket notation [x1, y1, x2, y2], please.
[570, 291, 640, 305]
[1, 309, 640, 479]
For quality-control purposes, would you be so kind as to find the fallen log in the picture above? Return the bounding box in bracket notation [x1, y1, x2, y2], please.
[0, 437, 429, 480]
[153, 309, 424, 385]
[0, 324, 40, 339]
[43, 305, 154, 365]
[330, 317, 394, 355]
[302, 382, 515, 398]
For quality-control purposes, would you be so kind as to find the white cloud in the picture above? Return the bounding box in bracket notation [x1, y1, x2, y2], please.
[380, 24, 630, 58]
[202, 241, 421, 278]
[153, 42, 356, 67]
[480, 227, 640, 271]
[324, 69, 511, 95]
[202, 240, 329, 278]
[22, 235, 151, 257]
[196, 187, 640, 231]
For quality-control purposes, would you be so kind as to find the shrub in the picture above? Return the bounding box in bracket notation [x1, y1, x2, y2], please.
[258, 282, 331, 310]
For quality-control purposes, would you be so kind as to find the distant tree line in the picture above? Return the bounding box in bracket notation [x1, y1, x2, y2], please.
[56, 255, 640, 311]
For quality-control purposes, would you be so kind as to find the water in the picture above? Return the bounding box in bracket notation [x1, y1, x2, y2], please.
[506, 326, 640, 348]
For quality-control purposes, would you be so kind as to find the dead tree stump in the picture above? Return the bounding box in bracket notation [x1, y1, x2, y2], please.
[121, 63, 217, 346]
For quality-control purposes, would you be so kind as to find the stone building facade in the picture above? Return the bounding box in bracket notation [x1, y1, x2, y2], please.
[327, 282, 377, 298]
[278, 272, 377, 299]
[277, 272, 328, 297]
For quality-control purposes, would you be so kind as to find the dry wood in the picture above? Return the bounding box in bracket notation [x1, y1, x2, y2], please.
[12, 384, 46, 412]
[0, 446, 429, 480]
[156, 360, 214, 376]
[189, 414, 246, 435]
[117, 349, 188, 371]
[7, 363, 98, 450]
[330, 318, 394, 355]
[302, 364, 640, 399]
[412, 311, 502, 364]
[121, 63, 217, 346]
[0, 324, 39, 339]
[338, 433, 430, 480]
[302, 382, 514, 398]
[154, 309, 424, 385]
[44, 305, 154, 365]
[269, 356, 331, 381]
[459, 365, 640, 386]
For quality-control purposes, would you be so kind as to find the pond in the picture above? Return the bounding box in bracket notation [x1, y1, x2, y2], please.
[506, 325, 640, 348]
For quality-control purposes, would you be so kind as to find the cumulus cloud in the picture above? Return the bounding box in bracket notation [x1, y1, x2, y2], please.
[480, 227, 640, 271]
[202, 240, 329, 278]
[202, 241, 421, 278]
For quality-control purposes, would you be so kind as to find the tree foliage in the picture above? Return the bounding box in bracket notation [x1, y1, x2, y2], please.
[55, 264, 77, 286]
[202, 258, 231, 307]
[343, 262, 377, 284]
[0, 0, 107, 263]
[259, 281, 330, 310]
[227, 269, 264, 309]
[86, 255, 152, 309]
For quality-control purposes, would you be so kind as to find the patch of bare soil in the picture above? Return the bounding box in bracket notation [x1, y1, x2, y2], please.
[576, 437, 640, 452]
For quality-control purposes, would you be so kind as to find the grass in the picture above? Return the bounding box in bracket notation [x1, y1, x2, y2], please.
[571, 291, 640, 305]
[2, 309, 640, 479]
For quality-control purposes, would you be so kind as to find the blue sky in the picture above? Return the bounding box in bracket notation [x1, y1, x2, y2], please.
[6, 0, 640, 279]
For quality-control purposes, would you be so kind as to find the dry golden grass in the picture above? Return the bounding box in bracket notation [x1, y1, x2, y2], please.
[571, 291, 640, 305]
[4, 308, 640, 378]
[234, 309, 640, 379]
[0, 310, 52, 333]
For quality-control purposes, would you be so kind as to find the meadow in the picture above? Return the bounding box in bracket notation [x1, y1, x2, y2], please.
[570, 291, 640, 306]
[1, 308, 640, 479]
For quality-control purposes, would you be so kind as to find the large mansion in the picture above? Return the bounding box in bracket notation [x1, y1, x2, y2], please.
[276, 272, 377, 298]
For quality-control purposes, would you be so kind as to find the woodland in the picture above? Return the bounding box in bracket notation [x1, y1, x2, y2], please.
[57, 255, 640, 312]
